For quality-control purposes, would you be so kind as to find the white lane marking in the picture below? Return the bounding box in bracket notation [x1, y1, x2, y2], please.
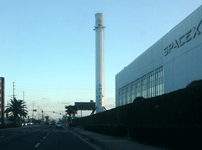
[43, 136, 46, 139]
[35, 143, 40, 148]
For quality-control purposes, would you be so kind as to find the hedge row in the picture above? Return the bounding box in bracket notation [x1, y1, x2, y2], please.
[127, 125, 202, 149]
[73, 82, 202, 126]
[83, 124, 127, 136]
[72, 82, 202, 149]
[0, 123, 21, 129]
[81, 124, 202, 149]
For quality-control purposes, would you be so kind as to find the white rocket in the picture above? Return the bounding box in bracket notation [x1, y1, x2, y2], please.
[94, 13, 105, 113]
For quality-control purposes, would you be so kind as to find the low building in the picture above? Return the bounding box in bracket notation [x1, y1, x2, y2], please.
[116, 5, 202, 107]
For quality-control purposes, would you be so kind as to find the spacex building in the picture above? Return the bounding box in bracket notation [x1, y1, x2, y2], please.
[116, 5, 202, 107]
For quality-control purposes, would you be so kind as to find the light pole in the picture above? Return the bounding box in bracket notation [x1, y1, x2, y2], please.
[42, 110, 44, 124]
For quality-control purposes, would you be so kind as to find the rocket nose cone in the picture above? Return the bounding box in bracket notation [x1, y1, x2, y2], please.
[95, 13, 104, 27]
[95, 13, 104, 17]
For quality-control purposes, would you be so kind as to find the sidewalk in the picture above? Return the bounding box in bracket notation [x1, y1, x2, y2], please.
[65, 125, 169, 150]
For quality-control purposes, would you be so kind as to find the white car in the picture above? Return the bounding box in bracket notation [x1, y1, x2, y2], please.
[55, 122, 63, 128]
[27, 122, 33, 126]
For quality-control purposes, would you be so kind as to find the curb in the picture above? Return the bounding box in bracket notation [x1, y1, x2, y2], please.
[65, 126, 115, 150]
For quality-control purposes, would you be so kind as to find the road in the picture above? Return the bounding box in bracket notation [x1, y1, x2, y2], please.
[0, 125, 100, 150]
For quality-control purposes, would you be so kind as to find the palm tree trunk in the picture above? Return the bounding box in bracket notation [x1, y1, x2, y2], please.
[14, 114, 17, 125]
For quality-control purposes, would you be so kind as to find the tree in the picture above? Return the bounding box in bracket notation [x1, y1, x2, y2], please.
[5, 98, 28, 125]
[65, 105, 77, 116]
[65, 105, 77, 124]
[66, 108, 72, 116]
[186, 79, 202, 88]
[45, 116, 49, 122]
[133, 97, 145, 103]
[72, 110, 77, 117]
[19, 100, 28, 123]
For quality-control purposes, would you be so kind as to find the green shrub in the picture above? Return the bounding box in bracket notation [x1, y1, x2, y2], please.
[186, 79, 202, 88]
[71, 81, 202, 129]
[133, 96, 145, 103]
[84, 124, 127, 136]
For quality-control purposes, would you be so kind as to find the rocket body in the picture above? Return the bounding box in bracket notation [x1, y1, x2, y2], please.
[95, 13, 105, 113]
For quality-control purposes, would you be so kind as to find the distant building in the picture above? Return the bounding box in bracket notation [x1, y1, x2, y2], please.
[0, 77, 5, 125]
[116, 5, 202, 107]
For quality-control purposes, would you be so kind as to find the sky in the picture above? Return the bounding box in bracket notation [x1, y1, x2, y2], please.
[1, 0, 201, 119]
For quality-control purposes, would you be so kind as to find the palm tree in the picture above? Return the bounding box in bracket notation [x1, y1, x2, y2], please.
[5, 98, 28, 125]
[19, 100, 28, 123]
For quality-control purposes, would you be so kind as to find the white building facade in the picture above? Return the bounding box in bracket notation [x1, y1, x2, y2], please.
[94, 13, 105, 113]
[116, 5, 202, 107]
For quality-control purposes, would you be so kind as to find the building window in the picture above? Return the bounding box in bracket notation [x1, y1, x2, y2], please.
[147, 71, 155, 98]
[126, 84, 131, 104]
[118, 90, 121, 105]
[142, 75, 147, 98]
[135, 78, 141, 97]
[118, 66, 164, 106]
[122, 88, 126, 105]
[125, 87, 128, 104]
[131, 82, 135, 101]
[129, 84, 132, 103]
[155, 66, 164, 96]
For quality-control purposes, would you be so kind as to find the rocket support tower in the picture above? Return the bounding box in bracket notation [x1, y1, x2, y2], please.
[94, 13, 105, 113]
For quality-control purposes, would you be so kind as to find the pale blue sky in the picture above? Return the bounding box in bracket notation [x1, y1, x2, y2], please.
[1, 0, 201, 119]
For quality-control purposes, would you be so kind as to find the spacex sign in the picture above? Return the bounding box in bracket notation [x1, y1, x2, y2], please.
[164, 20, 202, 56]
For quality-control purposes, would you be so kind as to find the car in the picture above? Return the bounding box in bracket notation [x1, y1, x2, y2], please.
[49, 121, 56, 125]
[27, 122, 33, 126]
[22, 123, 28, 126]
[55, 122, 63, 128]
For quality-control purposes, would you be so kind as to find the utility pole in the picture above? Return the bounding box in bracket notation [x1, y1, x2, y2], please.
[42, 110, 44, 124]
[13, 82, 16, 100]
[13, 82, 16, 124]
[32, 101, 35, 122]
[23, 91, 25, 123]
[38, 106, 39, 120]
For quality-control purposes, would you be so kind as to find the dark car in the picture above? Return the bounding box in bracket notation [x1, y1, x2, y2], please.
[49, 121, 56, 125]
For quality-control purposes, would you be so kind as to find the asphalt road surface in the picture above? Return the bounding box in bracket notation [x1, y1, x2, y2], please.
[0, 125, 99, 150]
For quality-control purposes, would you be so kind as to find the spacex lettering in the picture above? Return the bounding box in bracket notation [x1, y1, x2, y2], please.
[164, 20, 202, 56]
